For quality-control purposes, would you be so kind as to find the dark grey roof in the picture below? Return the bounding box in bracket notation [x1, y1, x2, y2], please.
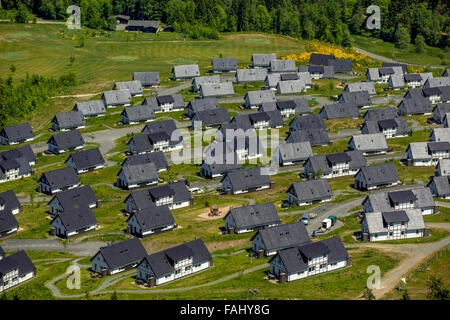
[142, 239, 211, 277]
[428, 141, 450, 152]
[363, 107, 398, 121]
[53, 206, 97, 232]
[382, 63, 407, 74]
[435, 103, 450, 120]
[423, 87, 441, 96]
[382, 211, 409, 224]
[280, 73, 299, 81]
[225, 202, 280, 229]
[328, 59, 352, 73]
[277, 98, 311, 114]
[126, 181, 191, 211]
[127, 20, 160, 29]
[187, 98, 219, 115]
[363, 118, 410, 135]
[278, 141, 313, 163]
[326, 152, 351, 164]
[48, 130, 85, 149]
[128, 205, 174, 231]
[51, 185, 97, 211]
[399, 97, 432, 115]
[358, 163, 399, 185]
[115, 80, 143, 96]
[120, 163, 159, 185]
[122, 105, 155, 123]
[309, 53, 335, 66]
[0, 246, 4, 258]
[404, 73, 422, 81]
[428, 176, 450, 197]
[40, 167, 80, 189]
[320, 102, 359, 119]
[0, 209, 18, 233]
[286, 128, 330, 146]
[212, 58, 237, 71]
[0, 250, 36, 276]
[388, 190, 416, 203]
[289, 114, 326, 131]
[289, 179, 332, 202]
[270, 60, 297, 73]
[143, 120, 177, 136]
[52, 111, 85, 129]
[222, 167, 272, 190]
[0, 145, 36, 164]
[378, 118, 399, 129]
[74, 100, 106, 117]
[93, 238, 147, 270]
[252, 53, 277, 67]
[148, 185, 175, 199]
[102, 89, 132, 106]
[340, 91, 371, 107]
[255, 222, 310, 252]
[123, 152, 168, 171]
[299, 241, 329, 258]
[133, 72, 160, 86]
[172, 65, 200, 79]
[1, 123, 34, 143]
[194, 108, 231, 127]
[0, 190, 21, 212]
[67, 148, 105, 170]
[249, 112, 270, 123]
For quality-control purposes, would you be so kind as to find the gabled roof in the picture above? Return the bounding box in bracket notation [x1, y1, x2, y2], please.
[48, 130, 85, 149]
[127, 20, 160, 29]
[202, 152, 242, 175]
[222, 167, 271, 190]
[399, 96, 432, 115]
[123, 152, 168, 171]
[428, 141, 450, 152]
[328, 59, 352, 73]
[252, 53, 277, 67]
[364, 187, 434, 212]
[245, 90, 276, 106]
[1, 123, 34, 143]
[286, 128, 330, 146]
[350, 133, 388, 152]
[306, 150, 366, 175]
[40, 167, 79, 189]
[382, 63, 407, 74]
[236, 68, 268, 83]
[407, 142, 430, 160]
[0, 209, 18, 233]
[363, 118, 410, 135]
[172, 65, 200, 78]
[434, 103, 450, 121]
[142, 120, 177, 136]
[277, 79, 306, 94]
[0, 190, 21, 212]
[115, 80, 143, 95]
[74, 100, 106, 117]
[224, 202, 280, 229]
[187, 97, 219, 114]
[102, 89, 132, 105]
[389, 73, 405, 88]
[431, 128, 450, 142]
[192, 75, 221, 90]
[92, 238, 147, 270]
[270, 59, 296, 73]
[345, 82, 376, 95]
[425, 77, 450, 88]
[358, 163, 399, 185]
[53, 206, 97, 232]
[278, 141, 313, 163]
[309, 53, 335, 66]
[320, 102, 359, 119]
[0, 250, 36, 277]
[364, 209, 425, 234]
[340, 91, 371, 107]
[289, 178, 332, 202]
[133, 72, 160, 86]
[428, 176, 450, 197]
[67, 148, 105, 170]
[437, 158, 450, 176]
[128, 205, 174, 231]
[363, 107, 398, 121]
[194, 108, 231, 127]
[141, 239, 211, 277]
[52, 111, 85, 129]
[122, 105, 155, 122]
[289, 114, 326, 131]
[253, 222, 310, 252]
[50, 185, 97, 211]
[200, 82, 235, 97]
[212, 58, 237, 71]
[120, 162, 159, 185]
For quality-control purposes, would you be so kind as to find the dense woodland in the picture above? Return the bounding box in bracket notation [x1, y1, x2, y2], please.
[1, 0, 449, 48]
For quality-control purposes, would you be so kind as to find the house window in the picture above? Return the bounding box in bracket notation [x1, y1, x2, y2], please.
[374, 234, 378, 238]
[401, 231, 405, 235]
[401, 222, 405, 226]
[308, 266, 315, 272]
[389, 232, 393, 236]
[416, 230, 419, 234]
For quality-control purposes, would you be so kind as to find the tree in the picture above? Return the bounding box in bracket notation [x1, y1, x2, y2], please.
[110, 291, 118, 300]
[427, 275, 449, 300]
[342, 26, 352, 48]
[402, 289, 410, 300]
[106, 16, 117, 31]
[15, 3, 29, 23]
[254, 5, 271, 33]
[415, 34, 425, 53]
[394, 25, 410, 50]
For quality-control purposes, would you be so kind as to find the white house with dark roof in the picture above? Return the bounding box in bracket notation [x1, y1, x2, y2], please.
[0, 190, 22, 215]
[51, 111, 85, 131]
[432, 103, 450, 124]
[172, 65, 200, 80]
[319, 102, 359, 120]
[90, 238, 147, 276]
[430, 128, 450, 143]
[287, 179, 332, 206]
[73, 100, 106, 118]
[362, 188, 436, 216]
[251, 222, 310, 257]
[102, 89, 132, 108]
[223, 202, 280, 234]
[117, 162, 159, 190]
[192, 75, 221, 92]
[406, 141, 450, 166]
[355, 163, 400, 190]
[427, 176, 450, 199]
[114, 80, 143, 97]
[143, 94, 185, 113]
[0, 250, 36, 292]
[135, 238, 212, 287]
[303, 150, 367, 179]
[363, 107, 398, 122]
[263, 98, 310, 118]
[121, 105, 155, 125]
[200, 152, 242, 179]
[361, 118, 410, 139]
[38, 167, 80, 195]
[0, 123, 34, 146]
[50, 206, 97, 239]
[348, 133, 388, 155]
[361, 209, 426, 241]
[186, 97, 219, 118]
[398, 96, 432, 116]
[65, 148, 105, 174]
[221, 167, 272, 195]
[47, 130, 85, 155]
[122, 151, 168, 172]
[244, 90, 276, 109]
[0, 209, 19, 239]
[277, 141, 313, 166]
[0, 145, 36, 184]
[48, 185, 98, 216]
[133, 72, 160, 87]
[339, 91, 371, 108]
[124, 180, 192, 212]
[436, 159, 450, 176]
[126, 205, 176, 237]
[269, 237, 349, 282]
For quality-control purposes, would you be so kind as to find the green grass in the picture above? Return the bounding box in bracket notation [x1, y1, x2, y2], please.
[424, 207, 450, 223]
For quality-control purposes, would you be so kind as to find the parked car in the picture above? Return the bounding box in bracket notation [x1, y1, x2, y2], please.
[311, 228, 329, 237]
[281, 200, 291, 208]
[301, 213, 310, 225]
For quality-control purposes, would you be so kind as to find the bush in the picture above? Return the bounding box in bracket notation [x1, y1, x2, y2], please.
[15, 3, 30, 23]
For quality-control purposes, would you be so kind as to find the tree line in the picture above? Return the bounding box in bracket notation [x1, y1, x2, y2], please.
[2, 0, 449, 48]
